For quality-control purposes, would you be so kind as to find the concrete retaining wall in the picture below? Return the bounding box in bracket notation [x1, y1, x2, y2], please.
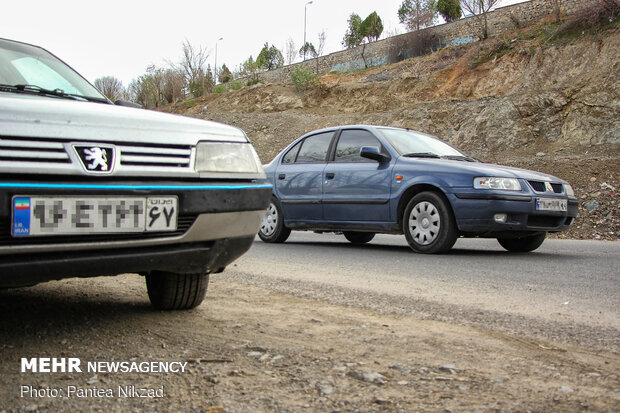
[258, 0, 595, 83]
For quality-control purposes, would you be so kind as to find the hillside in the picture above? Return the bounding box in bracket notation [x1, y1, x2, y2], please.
[166, 19, 619, 241]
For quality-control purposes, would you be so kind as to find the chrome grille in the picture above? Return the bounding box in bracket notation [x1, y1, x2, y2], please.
[527, 180, 563, 194]
[118, 144, 192, 168]
[0, 136, 195, 176]
[0, 137, 70, 164]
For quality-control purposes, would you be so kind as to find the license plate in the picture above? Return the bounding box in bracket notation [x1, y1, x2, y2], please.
[12, 196, 178, 237]
[535, 197, 567, 212]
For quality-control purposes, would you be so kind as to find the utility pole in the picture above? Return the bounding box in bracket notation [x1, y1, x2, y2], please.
[304, 1, 313, 60]
[214, 37, 223, 84]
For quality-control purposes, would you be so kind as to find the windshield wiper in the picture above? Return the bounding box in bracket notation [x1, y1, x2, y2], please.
[0, 84, 80, 100]
[0, 83, 107, 103]
[441, 155, 478, 162]
[403, 152, 441, 159]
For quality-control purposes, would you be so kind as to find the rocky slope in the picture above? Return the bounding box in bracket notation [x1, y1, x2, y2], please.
[167, 20, 619, 240]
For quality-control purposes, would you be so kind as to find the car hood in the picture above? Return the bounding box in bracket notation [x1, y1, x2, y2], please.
[397, 157, 567, 183]
[0, 93, 248, 145]
[457, 161, 564, 182]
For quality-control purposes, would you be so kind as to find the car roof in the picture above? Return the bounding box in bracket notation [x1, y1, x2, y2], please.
[301, 125, 405, 137]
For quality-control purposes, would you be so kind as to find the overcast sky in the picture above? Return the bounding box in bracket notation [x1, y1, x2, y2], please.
[2, 0, 525, 87]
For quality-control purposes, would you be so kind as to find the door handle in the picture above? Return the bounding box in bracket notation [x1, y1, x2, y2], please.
[278, 174, 286, 180]
[325, 172, 335, 179]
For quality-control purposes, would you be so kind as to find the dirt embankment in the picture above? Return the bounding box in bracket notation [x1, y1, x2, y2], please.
[167, 21, 620, 241]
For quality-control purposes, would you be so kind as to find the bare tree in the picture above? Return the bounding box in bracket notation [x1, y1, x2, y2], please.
[285, 37, 297, 65]
[130, 65, 165, 109]
[169, 40, 211, 97]
[163, 68, 185, 104]
[314, 30, 328, 75]
[460, 0, 501, 39]
[317, 30, 327, 56]
[94, 76, 124, 102]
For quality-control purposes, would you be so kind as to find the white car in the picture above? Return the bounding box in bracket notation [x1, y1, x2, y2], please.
[0, 38, 271, 310]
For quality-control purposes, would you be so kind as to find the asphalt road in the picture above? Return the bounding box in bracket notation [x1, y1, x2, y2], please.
[222, 233, 620, 351]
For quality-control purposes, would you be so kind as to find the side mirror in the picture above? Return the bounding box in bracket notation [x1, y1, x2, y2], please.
[114, 100, 143, 108]
[360, 146, 390, 163]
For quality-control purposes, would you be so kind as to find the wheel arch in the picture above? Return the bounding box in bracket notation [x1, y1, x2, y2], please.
[396, 183, 454, 228]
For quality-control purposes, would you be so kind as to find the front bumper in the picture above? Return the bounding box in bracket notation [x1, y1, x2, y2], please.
[451, 193, 578, 235]
[0, 238, 253, 288]
[0, 179, 271, 287]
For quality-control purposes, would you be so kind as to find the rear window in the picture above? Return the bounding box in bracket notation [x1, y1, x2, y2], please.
[295, 132, 333, 163]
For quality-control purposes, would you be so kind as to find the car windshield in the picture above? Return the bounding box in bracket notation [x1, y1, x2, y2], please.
[0, 38, 107, 102]
[378, 128, 466, 158]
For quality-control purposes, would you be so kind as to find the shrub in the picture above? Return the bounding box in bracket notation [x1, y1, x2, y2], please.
[559, 0, 619, 32]
[290, 66, 317, 91]
[387, 30, 435, 64]
[213, 84, 227, 94]
[229, 80, 243, 90]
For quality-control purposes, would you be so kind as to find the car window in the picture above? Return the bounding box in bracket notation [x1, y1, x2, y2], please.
[378, 128, 463, 157]
[11, 57, 82, 95]
[295, 132, 333, 163]
[281, 141, 302, 164]
[0, 39, 106, 101]
[334, 129, 385, 162]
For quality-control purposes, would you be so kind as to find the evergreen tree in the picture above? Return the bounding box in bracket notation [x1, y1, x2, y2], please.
[437, 0, 462, 22]
[342, 13, 364, 49]
[398, 0, 437, 31]
[299, 42, 318, 59]
[218, 64, 232, 84]
[361, 11, 384, 42]
[256, 43, 284, 70]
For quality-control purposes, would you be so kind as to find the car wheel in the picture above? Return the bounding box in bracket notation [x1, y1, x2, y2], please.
[403, 191, 458, 254]
[497, 233, 546, 252]
[258, 198, 291, 243]
[343, 231, 375, 244]
[146, 271, 209, 310]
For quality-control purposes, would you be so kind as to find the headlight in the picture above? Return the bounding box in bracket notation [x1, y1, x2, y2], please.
[474, 177, 522, 191]
[195, 142, 262, 173]
[565, 184, 575, 197]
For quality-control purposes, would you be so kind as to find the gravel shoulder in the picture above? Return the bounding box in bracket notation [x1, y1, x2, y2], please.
[1, 272, 619, 412]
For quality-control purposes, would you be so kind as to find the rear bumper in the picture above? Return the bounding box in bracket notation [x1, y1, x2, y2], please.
[451, 193, 578, 235]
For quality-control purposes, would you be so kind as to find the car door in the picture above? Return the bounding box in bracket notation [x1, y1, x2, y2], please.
[323, 128, 394, 222]
[275, 131, 334, 221]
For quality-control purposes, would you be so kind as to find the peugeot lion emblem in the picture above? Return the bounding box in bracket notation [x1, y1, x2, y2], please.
[72, 144, 116, 174]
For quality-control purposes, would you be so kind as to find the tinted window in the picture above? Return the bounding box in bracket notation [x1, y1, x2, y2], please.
[282, 141, 302, 164]
[334, 129, 384, 162]
[296, 132, 333, 163]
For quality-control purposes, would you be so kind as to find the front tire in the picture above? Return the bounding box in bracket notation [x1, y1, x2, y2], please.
[258, 197, 291, 243]
[497, 233, 546, 252]
[403, 191, 458, 254]
[146, 271, 209, 310]
[343, 231, 375, 244]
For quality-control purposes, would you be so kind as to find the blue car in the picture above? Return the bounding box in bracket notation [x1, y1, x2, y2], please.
[259, 126, 578, 253]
